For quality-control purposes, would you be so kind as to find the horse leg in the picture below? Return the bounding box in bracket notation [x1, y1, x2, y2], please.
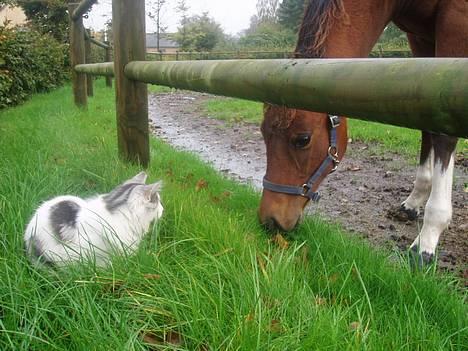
[396, 34, 435, 221]
[400, 132, 433, 219]
[409, 1, 466, 265]
[409, 135, 457, 265]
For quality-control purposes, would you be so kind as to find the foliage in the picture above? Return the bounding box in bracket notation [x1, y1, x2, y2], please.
[175, 0, 189, 47]
[375, 22, 410, 50]
[147, 0, 167, 51]
[238, 21, 296, 50]
[0, 24, 67, 108]
[173, 12, 224, 51]
[0, 81, 466, 349]
[277, 0, 306, 32]
[256, 0, 280, 23]
[16, 0, 69, 43]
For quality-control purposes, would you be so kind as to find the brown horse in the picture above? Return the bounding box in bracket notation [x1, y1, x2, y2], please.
[259, 0, 467, 264]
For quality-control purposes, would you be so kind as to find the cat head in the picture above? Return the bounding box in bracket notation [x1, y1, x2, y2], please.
[103, 172, 164, 223]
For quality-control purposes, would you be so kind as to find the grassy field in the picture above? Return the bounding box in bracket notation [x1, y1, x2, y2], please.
[0, 81, 466, 350]
[202, 98, 467, 160]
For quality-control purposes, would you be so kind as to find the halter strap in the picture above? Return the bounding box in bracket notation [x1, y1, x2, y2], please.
[262, 115, 340, 202]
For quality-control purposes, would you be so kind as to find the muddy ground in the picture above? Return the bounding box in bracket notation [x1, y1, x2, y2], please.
[148, 91, 467, 278]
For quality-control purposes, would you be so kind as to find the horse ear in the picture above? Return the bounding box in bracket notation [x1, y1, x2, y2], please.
[124, 171, 148, 185]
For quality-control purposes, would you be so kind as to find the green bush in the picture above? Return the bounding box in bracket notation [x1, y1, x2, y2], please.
[0, 24, 68, 108]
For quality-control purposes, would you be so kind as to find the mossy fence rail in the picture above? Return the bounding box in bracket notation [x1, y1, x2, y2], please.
[70, 0, 468, 167]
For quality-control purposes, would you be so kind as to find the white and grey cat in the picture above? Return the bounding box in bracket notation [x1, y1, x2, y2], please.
[24, 172, 163, 267]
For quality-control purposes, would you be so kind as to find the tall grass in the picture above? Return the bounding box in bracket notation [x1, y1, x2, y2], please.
[0, 81, 466, 350]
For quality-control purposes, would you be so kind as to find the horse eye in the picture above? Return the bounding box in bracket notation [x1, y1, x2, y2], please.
[293, 134, 311, 149]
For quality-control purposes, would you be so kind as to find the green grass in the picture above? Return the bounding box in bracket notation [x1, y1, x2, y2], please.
[202, 98, 467, 159]
[148, 84, 174, 94]
[0, 80, 466, 350]
[204, 98, 264, 124]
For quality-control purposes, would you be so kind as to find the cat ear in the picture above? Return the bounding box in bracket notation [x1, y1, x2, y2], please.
[143, 181, 162, 203]
[124, 171, 147, 185]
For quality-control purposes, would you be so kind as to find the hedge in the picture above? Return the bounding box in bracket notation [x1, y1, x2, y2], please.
[0, 24, 68, 109]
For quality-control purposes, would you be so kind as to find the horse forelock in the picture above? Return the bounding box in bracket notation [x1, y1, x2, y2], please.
[296, 0, 346, 58]
[264, 105, 298, 131]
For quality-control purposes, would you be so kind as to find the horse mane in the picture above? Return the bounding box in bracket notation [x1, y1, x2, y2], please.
[295, 0, 345, 58]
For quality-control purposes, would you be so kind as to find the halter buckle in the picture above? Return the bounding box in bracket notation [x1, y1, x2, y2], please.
[329, 115, 340, 128]
[301, 184, 310, 197]
[328, 146, 340, 173]
[328, 146, 339, 160]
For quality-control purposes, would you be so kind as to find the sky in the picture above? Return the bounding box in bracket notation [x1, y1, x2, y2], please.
[83, 0, 258, 36]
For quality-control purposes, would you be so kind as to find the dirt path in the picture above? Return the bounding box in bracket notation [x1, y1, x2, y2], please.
[148, 91, 467, 277]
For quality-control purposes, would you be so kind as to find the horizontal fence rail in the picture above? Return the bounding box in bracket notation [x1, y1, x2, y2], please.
[76, 58, 468, 138]
[71, 0, 98, 21]
[84, 30, 111, 49]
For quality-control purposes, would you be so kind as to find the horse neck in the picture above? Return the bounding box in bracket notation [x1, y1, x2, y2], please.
[296, 0, 396, 58]
[322, 0, 401, 58]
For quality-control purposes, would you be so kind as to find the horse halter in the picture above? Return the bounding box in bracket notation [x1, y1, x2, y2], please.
[262, 115, 341, 202]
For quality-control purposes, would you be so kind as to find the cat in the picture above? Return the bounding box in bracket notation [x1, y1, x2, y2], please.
[24, 171, 163, 267]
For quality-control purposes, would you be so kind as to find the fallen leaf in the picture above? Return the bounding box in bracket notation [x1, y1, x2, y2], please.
[140, 330, 183, 348]
[141, 331, 163, 346]
[195, 179, 208, 192]
[347, 166, 361, 171]
[197, 343, 210, 351]
[329, 273, 340, 283]
[314, 296, 327, 306]
[245, 312, 255, 322]
[299, 245, 309, 265]
[210, 196, 221, 203]
[256, 254, 269, 280]
[269, 319, 283, 333]
[272, 233, 289, 249]
[166, 330, 183, 345]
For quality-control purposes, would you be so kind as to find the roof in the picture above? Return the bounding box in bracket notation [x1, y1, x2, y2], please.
[146, 33, 179, 49]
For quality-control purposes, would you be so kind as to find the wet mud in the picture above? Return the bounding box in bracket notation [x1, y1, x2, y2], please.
[148, 91, 467, 278]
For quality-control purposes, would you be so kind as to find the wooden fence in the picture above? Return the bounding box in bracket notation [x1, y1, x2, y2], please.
[70, 0, 468, 167]
[145, 49, 412, 62]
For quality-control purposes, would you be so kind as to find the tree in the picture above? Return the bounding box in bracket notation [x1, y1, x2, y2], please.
[256, 0, 279, 24]
[376, 23, 409, 49]
[239, 21, 296, 50]
[147, 0, 168, 52]
[15, 0, 69, 43]
[277, 0, 305, 32]
[175, 0, 189, 47]
[173, 12, 224, 51]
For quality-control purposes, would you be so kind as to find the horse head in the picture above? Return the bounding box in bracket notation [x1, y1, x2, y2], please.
[259, 104, 347, 232]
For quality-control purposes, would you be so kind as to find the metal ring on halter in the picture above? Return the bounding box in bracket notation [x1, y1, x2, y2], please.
[301, 184, 310, 197]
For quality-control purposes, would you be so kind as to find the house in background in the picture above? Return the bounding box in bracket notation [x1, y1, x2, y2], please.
[146, 33, 179, 53]
[0, 5, 27, 27]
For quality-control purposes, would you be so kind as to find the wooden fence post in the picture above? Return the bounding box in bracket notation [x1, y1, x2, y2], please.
[69, 3, 87, 107]
[85, 29, 94, 97]
[112, 0, 149, 166]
